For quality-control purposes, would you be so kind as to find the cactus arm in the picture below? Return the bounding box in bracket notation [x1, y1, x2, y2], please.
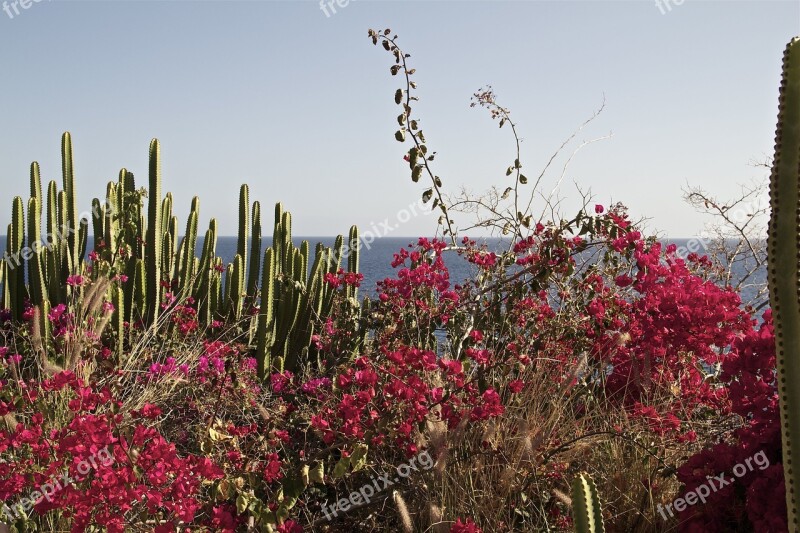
[27, 197, 46, 307]
[769, 36, 800, 533]
[133, 258, 146, 324]
[145, 139, 162, 323]
[571, 472, 605, 533]
[77, 218, 88, 265]
[113, 285, 124, 356]
[347, 225, 360, 300]
[61, 133, 79, 274]
[237, 184, 250, 290]
[247, 201, 262, 299]
[30, 162, 42, 216]
[256, 247, 276, 378]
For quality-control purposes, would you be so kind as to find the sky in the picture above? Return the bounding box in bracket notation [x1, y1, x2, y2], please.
[0, 0, 797, 238]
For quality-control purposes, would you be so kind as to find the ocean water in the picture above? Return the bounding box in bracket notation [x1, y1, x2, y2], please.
[0, 236, 766, 303]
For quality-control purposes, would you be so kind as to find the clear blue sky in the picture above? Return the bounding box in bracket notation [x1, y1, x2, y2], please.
[0, 0, 797, 238]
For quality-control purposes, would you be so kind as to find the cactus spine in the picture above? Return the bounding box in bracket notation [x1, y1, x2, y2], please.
[571, 473, 605, 533]
[768, 36, 800, 533]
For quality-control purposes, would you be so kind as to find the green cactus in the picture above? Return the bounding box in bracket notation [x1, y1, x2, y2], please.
[27, 197, 46, 307]
[30, 162, 42, 217]
[768, 36, 800, 533]
[0, 258, 6, 310]
[161, 193, 173, 242]
[195, 219, 218, 325]
[39, 298, 51, 357]
[571, 472, 605, 533]
[113, 284, 124, 356]
[92, 198, 105, 248]
[77, 218, 88, 265]
[210, 257, 223, 320]
[247, 201, 262, 300]
[256, 247, 276, 378]
[346, 225, 359, 300]
[229, 253, 244, 319]
[133, 258, 146, 324]
[238, 184, 250, 291]
[9, 197, 25, 321]
[46, 180, 58, 248]
[178, 200, 199, 300]
[61, 132, 79, 275]
[145, 139, 162, 323]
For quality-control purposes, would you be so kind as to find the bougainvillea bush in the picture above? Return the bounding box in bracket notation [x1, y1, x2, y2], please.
[0, 200, 781, 532]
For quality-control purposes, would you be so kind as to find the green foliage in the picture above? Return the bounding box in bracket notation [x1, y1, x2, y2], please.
[767, 36, 800, 533]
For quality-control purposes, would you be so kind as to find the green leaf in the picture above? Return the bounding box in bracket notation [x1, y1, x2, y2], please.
[332, 455, 350, 479]
[310, 461, 325, 484]
[506, 166, 514, 176]
[422, 189, 433, 204]
[394, 89, 403, 104]
[411, 166, 422, 183]
[519, 174, 528, 185]
[395, 129, 406, 142]
[236, 493, 249, 515]
[351, 444, 369, 472]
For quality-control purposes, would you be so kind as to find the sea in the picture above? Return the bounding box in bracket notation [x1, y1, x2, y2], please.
[0, 236, 767, 305]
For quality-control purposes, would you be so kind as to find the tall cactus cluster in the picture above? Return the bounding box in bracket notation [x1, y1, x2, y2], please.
[1, 134, 88, 324]
[0, 133, 361, 378]
[768, 36, 800, 533]
[255, 204, 362, 377]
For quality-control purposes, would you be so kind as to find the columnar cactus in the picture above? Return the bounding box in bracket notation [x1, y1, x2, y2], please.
[8, 197, 25, 321]
[178, 199, 199, 300]
[247, 200, 262, 299]
[27, 197, 46, 307]
[61, 132, 79, 275]
[145, 139, 162, 323]
[238, 184, 250, 291]
[571, 472, 605, 533]
[256, 247, 276, 378]
[768, 36, 800, 533]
